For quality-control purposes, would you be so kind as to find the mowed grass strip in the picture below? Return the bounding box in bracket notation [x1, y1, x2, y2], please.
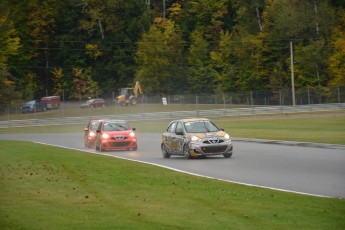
[0, 141, 344, 230]
[215, 114, 345, 145]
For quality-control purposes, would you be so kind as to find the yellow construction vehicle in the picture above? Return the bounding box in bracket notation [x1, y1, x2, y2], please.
[116, 81, 143, 106]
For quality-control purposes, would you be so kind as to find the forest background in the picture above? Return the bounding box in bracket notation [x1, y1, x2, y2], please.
[1, 0, 345, 104]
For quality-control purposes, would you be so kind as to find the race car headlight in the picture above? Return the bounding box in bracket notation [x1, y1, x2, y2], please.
[191, 136, 200, 142]
[102, 133, 110, 139]
[89, 132, 96, 137]
[224, 133, 230, 139]
[129, 132, 135, 137]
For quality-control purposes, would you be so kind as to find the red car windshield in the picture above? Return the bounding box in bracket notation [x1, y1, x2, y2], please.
[86, 99, 95, 104]
[103, 121, 130, 131]
[90, 121, 101, 130]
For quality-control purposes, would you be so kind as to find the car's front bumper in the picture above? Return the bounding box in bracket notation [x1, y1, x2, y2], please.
[188, 140, 233, 157]
[100, 139, 137, 150]
[21, 107, 34, 113]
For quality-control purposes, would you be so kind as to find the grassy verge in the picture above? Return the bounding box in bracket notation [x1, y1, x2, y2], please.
[1, 141, 344, 229]
[215, 114, 345, 145]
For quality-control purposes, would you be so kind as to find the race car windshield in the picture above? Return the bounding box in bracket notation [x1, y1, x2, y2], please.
[184, 121, 219, 133]
[90, 121, 101, 130]
[104, 122, 130, 131]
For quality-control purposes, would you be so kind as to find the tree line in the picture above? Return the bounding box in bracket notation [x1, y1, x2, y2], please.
[0, 0, 344, 104]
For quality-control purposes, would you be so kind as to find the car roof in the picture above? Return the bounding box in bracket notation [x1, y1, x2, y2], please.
[90, 119, 103, 122]
[173, 118, 210, 123]
[103, 119, 128, 123]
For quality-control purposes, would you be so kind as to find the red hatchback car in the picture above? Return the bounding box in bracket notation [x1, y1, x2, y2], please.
[95, 120, 137, 151]
[84, 120, 103, 148]
[80, 98, 106, 109]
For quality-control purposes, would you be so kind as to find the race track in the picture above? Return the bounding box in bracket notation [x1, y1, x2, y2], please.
[1, 132, 345, 198]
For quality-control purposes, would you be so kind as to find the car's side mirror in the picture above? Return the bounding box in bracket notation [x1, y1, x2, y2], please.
[220, 128, 224, 131]
[132, 128, 136, 131]
[84, 128, 89, 131]
[176, 131, 183, 135]
[96, 129, 101, 133]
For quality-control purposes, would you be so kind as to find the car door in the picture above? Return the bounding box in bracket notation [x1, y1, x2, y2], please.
[174, 121, 185, 154]
[95, 121, 104, 148]
[84, 121, 91, 145]
[95, 99, 101, 107]
[164, 122, 178, 154]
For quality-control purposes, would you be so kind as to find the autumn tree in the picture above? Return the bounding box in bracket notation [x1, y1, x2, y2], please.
[0, 12, 21, 103]
[70, 68, 100, 99]
[229, 0, 273, 90]
[135, 18, 186, 94]
[210, 30, 264, 92]
[328, 11, 345, 87]
[19, 72, 40, 101]
[187, 29, 217, 93]
[26, 0, 60, 95]
[231, 0, 265, 34]
[51, 68, 70, 100]
[2, 0, 344, 101]
[74, 0, 150, 94]
[180, 0, 229, 41]
[294, 39, 329, 88]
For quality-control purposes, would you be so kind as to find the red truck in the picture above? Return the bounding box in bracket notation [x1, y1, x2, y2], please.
[41, 96, 60, 109]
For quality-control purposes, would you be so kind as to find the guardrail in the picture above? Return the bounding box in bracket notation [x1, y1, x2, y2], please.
[0, 103, 344, 128]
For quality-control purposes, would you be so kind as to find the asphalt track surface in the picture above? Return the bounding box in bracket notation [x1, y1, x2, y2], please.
[1, 132, 345, 198]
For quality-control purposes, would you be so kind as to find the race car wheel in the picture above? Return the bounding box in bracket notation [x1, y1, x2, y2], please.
[223, 153, 232, 158]
[161, 144, 170, 158]
[183, 144, 191, 159]
[131, 145, 138, 151]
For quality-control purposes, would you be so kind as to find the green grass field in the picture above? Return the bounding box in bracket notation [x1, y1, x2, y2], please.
[1, 141, 344, 230]
[216, 114, 345, 145]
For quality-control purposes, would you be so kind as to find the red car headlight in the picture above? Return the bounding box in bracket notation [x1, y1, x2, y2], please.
[129, 132, 135, 137]
[102, 133, 110, 139]
[89, 132, 96, 137]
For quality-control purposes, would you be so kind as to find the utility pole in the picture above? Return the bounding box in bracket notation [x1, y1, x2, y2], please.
[313, 0, 319, 37]
[145, 0, 151, 21]
[163, 0, 166, 21]
[290, 40, 296, 106]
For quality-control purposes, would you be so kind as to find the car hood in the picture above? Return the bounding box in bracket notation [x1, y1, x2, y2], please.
[186, 131, 227, 139]
[103, 130, 133, 136]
